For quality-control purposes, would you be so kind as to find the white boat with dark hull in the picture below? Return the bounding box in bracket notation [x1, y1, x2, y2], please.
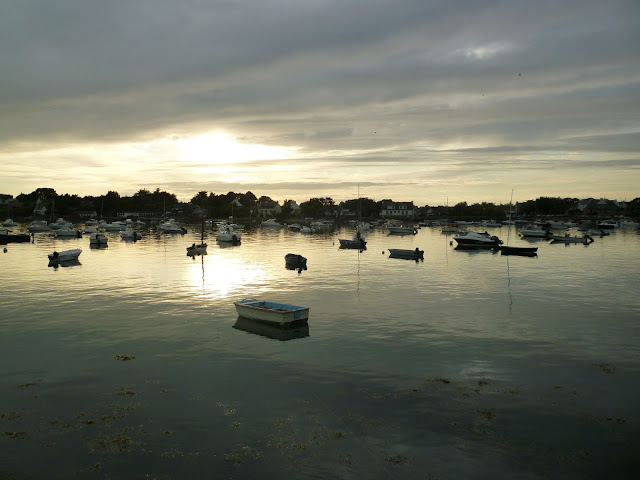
[54, 228, 82, 238]
[261, 219, 281, 229]
[388, 248, 424, 260]
[233, 299, 310, 325]
[28, 220, 50, 232]
[453, 231, 503, 248]
[89, 232, 108, 246]
[157, 219, 187, 234]
[520, 228, 551, 238]
[120, 230, 142, 241]
[48, 248, 82, 264]
[217, 225, 241, 243]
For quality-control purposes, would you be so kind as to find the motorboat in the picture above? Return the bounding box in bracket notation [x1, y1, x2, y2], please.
[120, 230, 142, 241]
[288, 224, 302, 232]
[217, 225, 241, 243]
[387, 225, 418, 235]
[28, 220, 50, 232]
[300, 226, 312, 234]
[388, 248, 424, 260]
[453, 231, 503, 247]
[82, 226, 99, 233]
[261, 219, 281, 228]
[54, 228, 82, 238]
[0, 229, 30, 244]
[89, 232, 108, 246]
[2, 218, 17, 227]
[233, 316, 310, 341]
[285, 253, 307, 270]
[48, 248, 82, 264]
[233, 299, 310, 325]
[520, 228, 551, 238]
[49, 218, 74, 230]
[157, 219, 187, 234]
[100, 221, 127, 231]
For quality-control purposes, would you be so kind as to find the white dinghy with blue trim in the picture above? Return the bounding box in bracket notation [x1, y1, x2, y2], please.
[233, 299, 310, 325]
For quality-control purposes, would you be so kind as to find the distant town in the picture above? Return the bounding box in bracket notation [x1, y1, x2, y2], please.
[1, 188, 639, 223]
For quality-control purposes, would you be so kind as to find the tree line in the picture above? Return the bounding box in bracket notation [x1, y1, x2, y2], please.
[1, 188, 638, 220]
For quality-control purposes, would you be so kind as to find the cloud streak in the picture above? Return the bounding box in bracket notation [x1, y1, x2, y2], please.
[1, 0, 639, 204]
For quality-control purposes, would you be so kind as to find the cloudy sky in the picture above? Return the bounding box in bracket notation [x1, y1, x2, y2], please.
[1, 0, 639, 206]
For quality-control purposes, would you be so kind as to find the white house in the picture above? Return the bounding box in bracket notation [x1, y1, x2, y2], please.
[380, 201, 415, 217]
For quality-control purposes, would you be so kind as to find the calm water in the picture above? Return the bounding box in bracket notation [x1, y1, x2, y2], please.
[1, 224, 639, 479]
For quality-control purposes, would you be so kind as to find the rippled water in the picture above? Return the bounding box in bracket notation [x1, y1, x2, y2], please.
[1, 224, 639, 479]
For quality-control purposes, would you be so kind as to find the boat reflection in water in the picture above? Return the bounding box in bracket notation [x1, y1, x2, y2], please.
[232, 316, 310, 341]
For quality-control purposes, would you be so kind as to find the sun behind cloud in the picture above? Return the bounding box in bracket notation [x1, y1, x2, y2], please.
[176, 132, 293, 166]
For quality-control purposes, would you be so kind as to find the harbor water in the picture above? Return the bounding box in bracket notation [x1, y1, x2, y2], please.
[1, 224, 639, 479]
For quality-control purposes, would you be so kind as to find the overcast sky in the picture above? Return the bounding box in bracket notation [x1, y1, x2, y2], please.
[1, 0, 639, 206]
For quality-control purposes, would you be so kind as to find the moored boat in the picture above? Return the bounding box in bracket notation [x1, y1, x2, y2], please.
[387, 226, 418, 235]
[549, 234, 594, 244]
[48, 248, 82, 264]
[89, 232, 108, 246]
[453, 231, 503, 247]
[285, 253, 307, 270]
[388, 248, 424, 260]
[233, 299, 310, 325]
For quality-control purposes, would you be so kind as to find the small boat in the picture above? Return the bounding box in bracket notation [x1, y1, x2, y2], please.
[217, 225, 241, 243]
[520, 228, 551, 238]
[550, 234, 594, 244]
[101, 221, 127, 231]
[49, 218, 74, 230]
[338, 236, 367, 250]
[157, 219, 187, 234]
[233, 299, 310, 325]
[2, 218, 17, 227]
[285, 253, 307, 270]
[453, 231, 503, 247]
[232, 316, 310, 341]
[288, 223, 302, 232]
[28, 220, 50, 232]
[187, 242, 207, 255]
[89, 232, 108, 246]
[120, 230, 142, 241]
[499, 245, 538, 256]
[0, 229, 30, 244]
[48, 248, 82, 264]
[54, 228, 82, 238]
[387, 226, 418, 235]
[388, 248, 424, 260]
[261, 219, 281, 229]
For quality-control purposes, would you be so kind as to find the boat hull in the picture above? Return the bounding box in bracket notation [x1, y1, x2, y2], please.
[48, 248, 82, 263]
[388, 249, 424, 260]
[338, 238, 366, 249]
[233, 299, 310, 325]
[499, 246, 538, 256]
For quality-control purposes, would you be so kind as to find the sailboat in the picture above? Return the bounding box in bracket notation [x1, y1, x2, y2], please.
[499, 190, 538, 256]
[187, 215, 208, 256]
[338, 184, 367, 250]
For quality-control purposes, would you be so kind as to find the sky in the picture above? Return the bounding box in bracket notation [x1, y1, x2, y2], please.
[1, 0, 639, 206]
